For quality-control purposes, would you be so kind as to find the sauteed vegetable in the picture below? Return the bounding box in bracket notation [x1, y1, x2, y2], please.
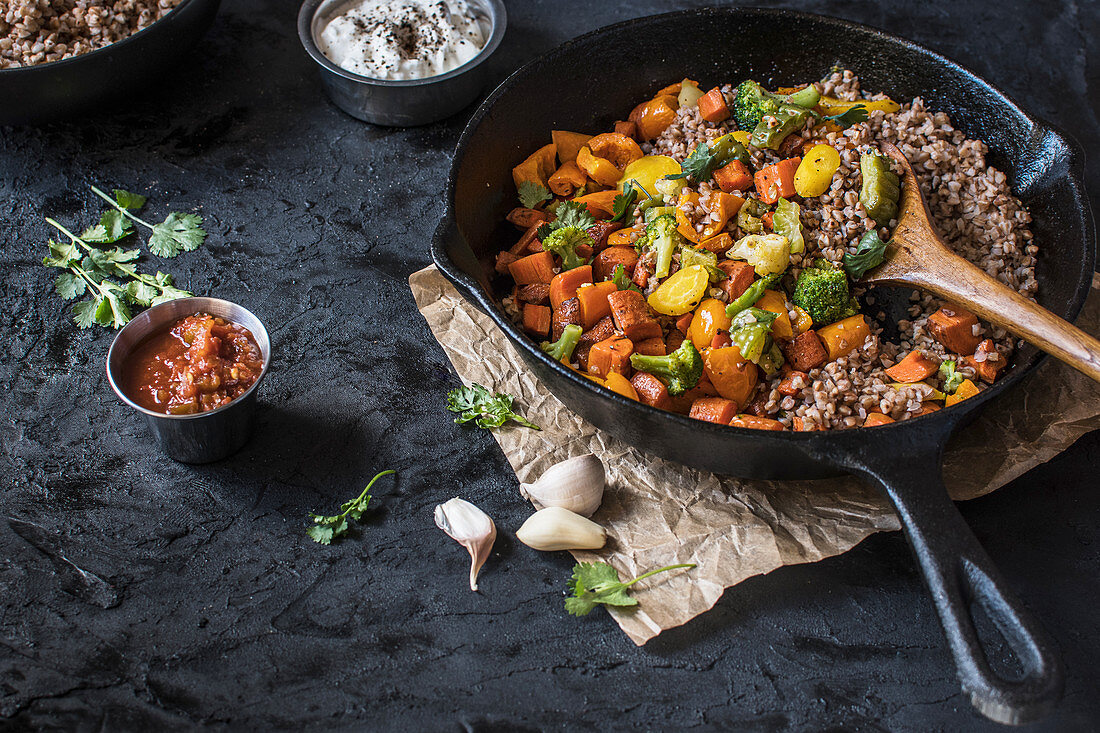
[496, 70, 1036, 430]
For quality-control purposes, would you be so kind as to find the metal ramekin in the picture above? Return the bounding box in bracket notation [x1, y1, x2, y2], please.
[297, 0, 506, 126]
[106, 297, 271, 464]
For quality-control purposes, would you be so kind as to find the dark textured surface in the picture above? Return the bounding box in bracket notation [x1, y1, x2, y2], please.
[1, 0, 1097, 730]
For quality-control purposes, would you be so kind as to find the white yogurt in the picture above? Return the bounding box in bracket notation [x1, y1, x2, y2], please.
[318, 0, 489, 81]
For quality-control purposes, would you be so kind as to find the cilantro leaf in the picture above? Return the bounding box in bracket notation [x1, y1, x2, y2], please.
[72, 300, 99, 329]
[55, 272, 86, 300]
[821, 104, 868, 129]
[113, 189, 148, 210]
[565, 561, 696, 617]
[611, 263, 642, 293]
[609, 182, 639, 223]
[552, 200, 597, 231]
[82, 209, 133, 244]
[306, 470, 395, 545]
[518, 180, 552, 209]
[664, 141, 721, 182]
[446, 383, 540, 430]
[148, 212, 205, 258]
[43, 238, 80, 268]
[843, 229, 890, 280]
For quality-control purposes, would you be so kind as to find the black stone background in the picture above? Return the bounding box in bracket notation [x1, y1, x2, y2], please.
[1, 0, 1098, 730]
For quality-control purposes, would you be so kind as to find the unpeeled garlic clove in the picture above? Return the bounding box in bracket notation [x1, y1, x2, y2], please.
[434, 497, 496, 591]
[519, 454, 605, 517]
[516, 506, 607, 552]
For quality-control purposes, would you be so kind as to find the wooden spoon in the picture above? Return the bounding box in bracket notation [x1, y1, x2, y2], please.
[860, 143, 1100, 382]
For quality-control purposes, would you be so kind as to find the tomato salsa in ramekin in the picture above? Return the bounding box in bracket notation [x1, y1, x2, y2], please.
[121, 313, 264, 415]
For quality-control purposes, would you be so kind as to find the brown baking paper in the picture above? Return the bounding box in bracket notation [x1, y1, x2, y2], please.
[411, 266, 1100, 645]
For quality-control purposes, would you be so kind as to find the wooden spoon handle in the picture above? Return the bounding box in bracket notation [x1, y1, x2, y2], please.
[906, 253, 1100, 382]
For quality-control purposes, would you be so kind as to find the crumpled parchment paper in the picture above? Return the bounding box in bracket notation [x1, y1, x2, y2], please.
[411, 266, 1100, 645]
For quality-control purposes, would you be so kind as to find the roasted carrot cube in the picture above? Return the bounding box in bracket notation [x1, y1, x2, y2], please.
[631, 371, 672, 410]
[885, 350, 940, 383]
[587, 336, 634, 378]
[549, 265, 593, 309]
[576, 281, 617, 328]
[593, 246, 639, 282]
[697, 87, 730, 123]
[607, 289, 662, 341]
[522, 303, 551, 337]
[509, 251, 556, 284]
[962, 339, 1005, 383]
[927, 306, 981, 355]
[713, 160, 753, 192]
[783, 330, 828, 371]
[689, 397, 738, 424]
[634, 337, 666, 356]
[718, 260, 755, 302]
[729, 414, 785, 431]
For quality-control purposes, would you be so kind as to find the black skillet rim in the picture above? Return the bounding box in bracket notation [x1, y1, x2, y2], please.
[0, 0, 205, 77]
[435, 6, 1096, 445]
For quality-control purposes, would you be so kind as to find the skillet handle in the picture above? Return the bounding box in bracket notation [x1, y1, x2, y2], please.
[852, 444, 1063, 725]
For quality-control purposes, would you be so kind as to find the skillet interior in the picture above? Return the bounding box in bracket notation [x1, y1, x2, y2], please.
[434, 7, 1095, 479]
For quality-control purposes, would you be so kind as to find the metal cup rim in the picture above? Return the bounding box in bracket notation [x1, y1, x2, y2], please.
[297, 0, 507, 88]
[105, 297, 272, 421]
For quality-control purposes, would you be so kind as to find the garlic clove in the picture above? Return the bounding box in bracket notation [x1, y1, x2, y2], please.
[434, 497, 496, 591]
[518, 454, 605, 517]
[516, 506, 607, 552]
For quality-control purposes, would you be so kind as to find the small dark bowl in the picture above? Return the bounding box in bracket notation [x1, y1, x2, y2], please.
[0, 0, 222, 127]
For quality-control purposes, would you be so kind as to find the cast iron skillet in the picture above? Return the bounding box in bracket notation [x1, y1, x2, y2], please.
[0, 0, 221, 126]
[432, 8, 1094, 725]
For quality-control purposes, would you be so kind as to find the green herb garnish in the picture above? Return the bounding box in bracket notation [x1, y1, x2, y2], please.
[611, 263, 642, 293]
[819, 104, 869, 129]
[307, 470, 395, 545]
[447, 383, 540, 430]
[518, 180, 552, 209]
[843, 229, 890, 280]
[90, 186, 206, 258]
[43, 218, 192, 330]
[565, 561, 696, 616]
[609, 181, 639, 223]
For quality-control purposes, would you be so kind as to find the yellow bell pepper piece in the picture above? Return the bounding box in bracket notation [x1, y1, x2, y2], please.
[754, 290, 794, 341]
[794, 144, 841, 198]
[604, 372, 639, 401]
[688, 298, 733, 350]
[945, 378, 980, 407]
[816, 96, 900, 116]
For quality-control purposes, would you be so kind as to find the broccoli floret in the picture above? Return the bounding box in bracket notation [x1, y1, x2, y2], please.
[939, 359, 964, 394]
[792, 259, 859, 326]
[541, 324, 583, 363]
[629, 338, 703, 396]
[732, 80, 781, 132]
[636, 214, 683, 280]
[542, 226, 592, 270]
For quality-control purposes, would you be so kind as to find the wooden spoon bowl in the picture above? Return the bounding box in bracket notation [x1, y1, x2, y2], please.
[861, 143, 1100, 382]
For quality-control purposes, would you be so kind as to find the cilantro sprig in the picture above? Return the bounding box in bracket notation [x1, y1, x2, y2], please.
[447, 383, 540, 430]
[664, 141, 723, 182]
[536, 200, 597, 241]
[307, 469, 395, 545]
[90, 185, 206, 258]
[818, 104, 869, 129]
[565, 561, 696, 616]
[518, 180, 552, 209]
[609, 181, 640, 223]
[43, 218, 192, 330]
[611, 263, 642, 293]
[843, 229, 890, 280]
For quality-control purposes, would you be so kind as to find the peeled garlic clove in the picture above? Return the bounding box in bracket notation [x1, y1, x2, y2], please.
[516, 506, 607, 552]
[434, 497, 496, 591]
[519, 454, 605, 517]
